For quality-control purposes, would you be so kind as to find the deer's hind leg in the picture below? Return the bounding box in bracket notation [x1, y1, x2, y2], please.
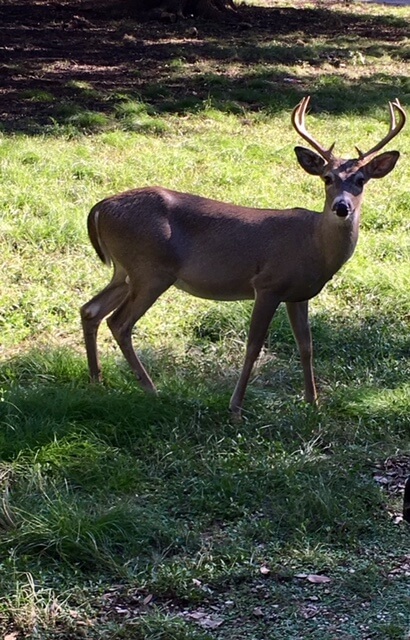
[106, 271, 175, 393]
[81, 266, 129, 382]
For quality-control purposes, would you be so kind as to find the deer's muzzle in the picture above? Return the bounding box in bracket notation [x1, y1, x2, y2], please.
[332, 200, 351, 218]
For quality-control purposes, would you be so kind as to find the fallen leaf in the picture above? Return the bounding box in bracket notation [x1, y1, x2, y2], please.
[183, 610, 223, 629]
[200, 617, 223, 629]
[143, 594, 153, 605]
[4, 633, 19, 640]
[187, 611, 206, 620]
[301, 604, 319, 619]
[260, 565, 270, 576]
[306, 574, 331, 584]
[114, 607, 129, 615]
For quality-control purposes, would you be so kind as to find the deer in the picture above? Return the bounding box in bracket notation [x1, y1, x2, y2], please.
[80, 97, 406, 417]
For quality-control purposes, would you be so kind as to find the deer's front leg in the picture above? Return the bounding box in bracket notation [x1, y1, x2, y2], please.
[230, 291, 281, 417]
[286, 300, 317, 404]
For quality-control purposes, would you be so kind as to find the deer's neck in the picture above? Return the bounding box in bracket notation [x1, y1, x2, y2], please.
[319, 208, 361, 275]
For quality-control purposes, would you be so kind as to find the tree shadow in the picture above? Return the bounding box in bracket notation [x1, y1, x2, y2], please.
[1, 0, 409, 133]
[0, 304, 407, 456]
[0, 343, 232, 457]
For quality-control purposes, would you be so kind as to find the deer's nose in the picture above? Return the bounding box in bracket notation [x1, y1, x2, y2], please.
[332, 200, 351, 218]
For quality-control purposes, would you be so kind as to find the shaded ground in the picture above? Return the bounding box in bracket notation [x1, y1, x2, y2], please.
[1, 0, 409, 132]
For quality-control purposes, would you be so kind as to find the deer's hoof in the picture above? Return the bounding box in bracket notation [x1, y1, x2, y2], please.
[229, 403, 243, 422]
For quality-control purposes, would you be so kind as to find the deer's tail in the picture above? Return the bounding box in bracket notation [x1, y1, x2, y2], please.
[87, 204, 112, 268]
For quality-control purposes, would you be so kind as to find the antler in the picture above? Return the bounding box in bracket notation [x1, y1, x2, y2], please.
[355, 99, 407, 163]
[292, 96, 335, 162]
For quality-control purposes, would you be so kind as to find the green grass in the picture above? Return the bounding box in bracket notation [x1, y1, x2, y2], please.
[0, 1, 410, 638]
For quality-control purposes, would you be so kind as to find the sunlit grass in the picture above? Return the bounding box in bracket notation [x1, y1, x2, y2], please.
[0, 1, 409, 637]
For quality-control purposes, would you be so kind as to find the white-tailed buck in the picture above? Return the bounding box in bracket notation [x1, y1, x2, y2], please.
[81, 97, 406, 415]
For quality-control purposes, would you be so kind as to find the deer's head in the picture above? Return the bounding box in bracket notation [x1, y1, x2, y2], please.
[292, 97, 406, 221]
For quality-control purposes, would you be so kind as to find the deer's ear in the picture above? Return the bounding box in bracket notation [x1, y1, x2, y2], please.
[294, 146, 326, 176]
[363, 150, 400, 180]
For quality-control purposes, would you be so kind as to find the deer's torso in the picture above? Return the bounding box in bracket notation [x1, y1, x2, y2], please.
[97, 187, 359, 303]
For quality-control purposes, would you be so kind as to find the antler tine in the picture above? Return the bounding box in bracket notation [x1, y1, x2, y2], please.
[292, 96, 335, 162]
[356, 98, 407, 163]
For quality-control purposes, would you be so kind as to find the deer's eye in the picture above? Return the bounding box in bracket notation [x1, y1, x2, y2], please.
[323, 175, 333, 186]
[355, 176, 365, 188]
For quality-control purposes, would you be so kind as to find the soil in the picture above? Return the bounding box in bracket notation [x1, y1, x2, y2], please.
[0, 0, 408, 132]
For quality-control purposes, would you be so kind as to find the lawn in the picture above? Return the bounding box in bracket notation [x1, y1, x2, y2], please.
[0, 1, 409, 638]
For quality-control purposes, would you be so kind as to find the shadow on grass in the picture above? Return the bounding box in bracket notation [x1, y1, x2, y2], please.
[0, 345, 233, 457]
[0, 310, 408, 575]
[0, 305, 408, 457]
[0, 347, 394, 568]
[1, 1, 409, 133]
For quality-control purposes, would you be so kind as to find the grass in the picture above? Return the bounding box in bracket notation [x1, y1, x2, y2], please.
[0, 1, 410, 638]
